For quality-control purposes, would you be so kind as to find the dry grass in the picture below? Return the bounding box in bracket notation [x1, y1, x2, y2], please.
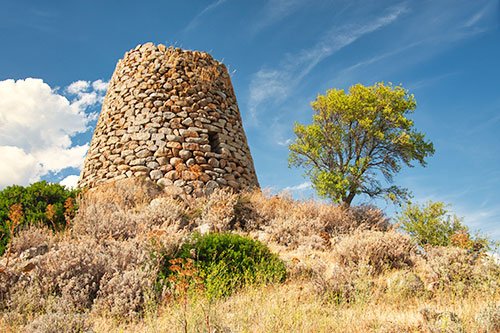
[89, 280, 499, 333]
[1, 178, 499, 332]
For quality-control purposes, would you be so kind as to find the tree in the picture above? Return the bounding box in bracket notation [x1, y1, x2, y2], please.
[289, 82, 434, 206]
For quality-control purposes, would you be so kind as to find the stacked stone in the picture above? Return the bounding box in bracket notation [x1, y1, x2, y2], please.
[78, 42, 259, 196]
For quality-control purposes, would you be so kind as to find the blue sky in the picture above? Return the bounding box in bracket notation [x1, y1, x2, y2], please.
[0, 0, 498, 238]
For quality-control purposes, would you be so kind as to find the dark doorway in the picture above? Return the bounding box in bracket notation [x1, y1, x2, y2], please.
[208, 131, 222, 154]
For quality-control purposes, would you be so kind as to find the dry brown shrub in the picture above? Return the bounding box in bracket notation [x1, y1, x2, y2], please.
[4, 283, 47, 320]
[2, 229, 182, 324]
[333, 230, 416, 274]
[312, 264, 357, 303]
[194, 189, 239, 232]
[35, 238, 109, 310]
[312, 262, 376, 304]
[264, 216, 329, 250]
[100, 239, 149, 272]
[417, 246, 474, 290]
[72, 178, 163, 241]
[0, 179, 423, 328]
[4, 179, 188, 321]
[72, 205, 139, 241]
[81, 177, 162, 210]
[93, 268, 154, 320]
[238, 190, 389, 250]
[74, 184, 389, 251]
[139, 196, 191, 233]
[384, 269, 425, 299]
[0, 269, 19, 310]
[10, 226, 54, 256]
[74, 181, 191, 242]
[416, 246, 500, 293]
[248, 190, 388, 232]
[249, 191, 297, 221]
[24, 237, 147, 312]
[349, 205, 390, 231]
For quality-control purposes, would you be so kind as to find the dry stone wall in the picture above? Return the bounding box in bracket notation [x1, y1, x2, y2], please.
[78, 42, 259, 196]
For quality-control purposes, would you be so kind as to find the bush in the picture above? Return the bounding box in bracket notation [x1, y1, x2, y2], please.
[398, 201, 487, 250]
[93, 268, 154, 320]
[384, 269, 424, 299]
[246, 191, 389, 250]
[10, 226, 54, 256]
[313, 265, 367, 304]
[416, 246, 500, 294]
[161, 233, 287, 298]
[0, 181, 78, 255]
[333, 230, 416, 274]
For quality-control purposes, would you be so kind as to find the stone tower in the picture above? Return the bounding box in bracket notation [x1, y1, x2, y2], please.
[78, 42, 259, 196]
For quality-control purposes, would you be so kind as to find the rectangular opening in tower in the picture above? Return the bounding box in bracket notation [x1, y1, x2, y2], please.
[208, 131, 222, 154]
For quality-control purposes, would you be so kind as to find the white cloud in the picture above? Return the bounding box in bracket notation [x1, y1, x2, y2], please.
[66, 80, 90, 94]
[0, 78, 107, 189]
[60, 175, 80, 189]
[283, 181, 312, 192]
[0, 78, 87, 152]
[91, 79, 109, 92]
[67, 79, 108, 110]
[0, 146, 40, 187]
[35, 145, 89, 172]
[247, 4, 407, 122]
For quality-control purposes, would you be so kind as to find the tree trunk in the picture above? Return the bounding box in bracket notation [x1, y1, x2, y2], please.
[343, 191, 356, 207]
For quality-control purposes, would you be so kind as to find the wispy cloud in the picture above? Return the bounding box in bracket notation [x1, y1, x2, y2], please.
[252, 0, 307, 34]
[454, 204, 500, 239]
[342, 40, 425, 73]
[247, 3, 408, 123]
[184, 0, 229, 32]
[407, 72, 459, 91]
[277, 138, 292, 147]
[320, 1, 495, 94]
[465, 112, 500, 135]
[464, 1, 493, 28]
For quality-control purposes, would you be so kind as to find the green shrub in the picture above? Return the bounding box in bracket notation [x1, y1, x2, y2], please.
[160, 233, 286, 298]
[398, 201, 486, 250]
[0, 181, 78, 255]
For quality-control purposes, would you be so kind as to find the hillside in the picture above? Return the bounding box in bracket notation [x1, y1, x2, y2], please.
[1, 178, 499, 332]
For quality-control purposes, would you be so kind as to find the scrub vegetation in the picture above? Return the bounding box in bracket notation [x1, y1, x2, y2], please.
[0, 178, 498, 332]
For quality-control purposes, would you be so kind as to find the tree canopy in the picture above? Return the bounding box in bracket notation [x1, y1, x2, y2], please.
[289, 82, 434, 206]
